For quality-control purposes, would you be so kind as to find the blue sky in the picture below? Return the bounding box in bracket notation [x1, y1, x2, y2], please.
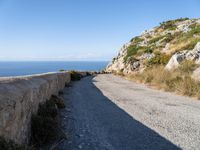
[0, 0, 200, 61]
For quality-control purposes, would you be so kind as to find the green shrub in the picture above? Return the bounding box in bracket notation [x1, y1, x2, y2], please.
[130, 36, 143, 43]
[160, 20, 177, 30]
[148, 52, 170, 65]
[144, 47, 153, 53]
[70, 71, 82, 81]
[31, 99, 63, 146]
[59, 69, 65, 72]
[0, 137, 34, 150]
[189, 27, 200, 35]
[31, 115, 58, 145]
[148, 35, 165, 44]
[112, 58, 116, 63]
[51, 95, 66, 109]
[175, 18, 189, 22]
[163, 33, 174, 43]
[37, 99, 58, 118]
[124, 45, 139, 62]
[159, 18, 189, 30]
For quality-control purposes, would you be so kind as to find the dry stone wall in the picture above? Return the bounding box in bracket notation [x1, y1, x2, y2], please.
[0, 72, 71, 144]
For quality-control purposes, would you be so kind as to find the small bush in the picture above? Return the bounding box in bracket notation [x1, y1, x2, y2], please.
[162, 33, 174, 43]
[159, 18, 189, 30]
[37, 99, 58, 118]
[124, 45, 139, 62]
[130, 36, 143, 43]
[175, 17, 189, 22]
[70, 71, 82, 81]
[59, 69, 65, 72]
[148, 35, 165, 44]
[31, 115, 58, 145]
[31, 99, 64, 146]
[0, 137, 34, 150]
[160, 20, 177, 30]
[144, 47, 153, 53]
[159, 18, 189, 31]
[147, 52, 170, 65]
[51, 95, 66, 109]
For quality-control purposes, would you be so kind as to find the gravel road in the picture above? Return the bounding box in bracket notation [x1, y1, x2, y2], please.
[59, 74, 200, 150]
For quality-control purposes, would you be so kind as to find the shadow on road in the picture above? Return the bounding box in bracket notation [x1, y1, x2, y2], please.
[60, 76, 181, 150]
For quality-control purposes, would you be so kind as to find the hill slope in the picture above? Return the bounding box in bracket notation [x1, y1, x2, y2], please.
[106, 18, 200, 75]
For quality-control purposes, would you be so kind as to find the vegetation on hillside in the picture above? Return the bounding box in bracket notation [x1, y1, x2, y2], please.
[147, 52, 170, 66]
[109, 18, 200, 99]
[123, 18, 200, 65]
[127, 60, 200, 99]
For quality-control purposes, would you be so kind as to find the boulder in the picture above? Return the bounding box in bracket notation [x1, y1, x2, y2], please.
[184, 42, 200, 62]
[165, 42, 200, 70]
[165, 52, 186, 70]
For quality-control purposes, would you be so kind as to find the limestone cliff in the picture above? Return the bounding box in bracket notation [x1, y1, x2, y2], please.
[106, 18, 200, 75]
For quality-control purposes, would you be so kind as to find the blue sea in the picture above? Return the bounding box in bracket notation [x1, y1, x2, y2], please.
[0, 61, 108, 77]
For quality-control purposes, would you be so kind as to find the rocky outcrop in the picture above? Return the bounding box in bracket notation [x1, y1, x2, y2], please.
[0, 72, 71, 144]
[106, 42, 130, 73]
[106, 18, 200, 75]
[165, 42, 200, 70]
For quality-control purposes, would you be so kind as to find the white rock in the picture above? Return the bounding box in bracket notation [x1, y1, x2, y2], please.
[186, 42, 200, 63]
[165, 52, 186, 70]
[165, 42, 200, 70]
[192, 67, 200, 81]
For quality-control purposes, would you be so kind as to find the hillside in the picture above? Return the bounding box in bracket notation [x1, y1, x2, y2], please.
[106, 18, 200, 74]
[106, 18, 200, 98]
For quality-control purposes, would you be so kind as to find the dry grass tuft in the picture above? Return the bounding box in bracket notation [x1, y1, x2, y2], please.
[129, 63, 200, 99]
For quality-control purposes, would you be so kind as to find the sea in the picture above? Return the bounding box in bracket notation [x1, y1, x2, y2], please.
[0, 61, 109, 77]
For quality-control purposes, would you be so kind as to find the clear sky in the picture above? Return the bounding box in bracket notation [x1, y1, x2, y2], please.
[0, 0, 200, 61]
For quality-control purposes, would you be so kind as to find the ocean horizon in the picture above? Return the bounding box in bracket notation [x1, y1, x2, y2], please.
[0, 61, 109, 77]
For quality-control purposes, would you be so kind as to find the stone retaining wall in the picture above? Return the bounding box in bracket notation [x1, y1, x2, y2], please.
[0, 72, 71, 144]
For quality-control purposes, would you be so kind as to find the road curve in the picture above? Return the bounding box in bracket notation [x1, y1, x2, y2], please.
[59, 74, 200, 150]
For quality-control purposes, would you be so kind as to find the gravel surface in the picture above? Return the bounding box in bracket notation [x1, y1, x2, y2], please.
[59, 74, 200, 150]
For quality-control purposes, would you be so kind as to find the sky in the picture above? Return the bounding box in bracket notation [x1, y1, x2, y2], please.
[0, 0, 200, 61]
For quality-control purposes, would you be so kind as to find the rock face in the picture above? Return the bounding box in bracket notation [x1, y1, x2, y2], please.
[0, 72, 71, 144]
[106, 18, 200, 74]
[165, 42, 200, 70]
[106, 42, 130, 73]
